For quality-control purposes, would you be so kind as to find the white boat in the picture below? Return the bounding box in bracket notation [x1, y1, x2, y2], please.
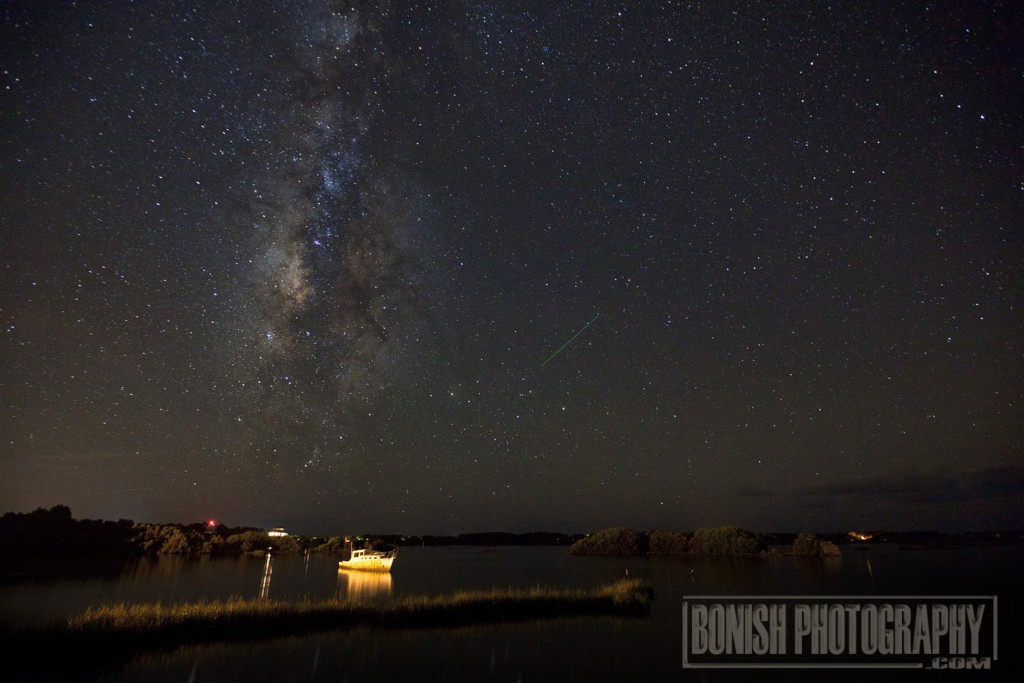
[339, 547, 397, 572]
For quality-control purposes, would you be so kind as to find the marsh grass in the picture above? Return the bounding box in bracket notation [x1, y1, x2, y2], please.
[2, 579, 651, 671]
[68, 578, 651, 633]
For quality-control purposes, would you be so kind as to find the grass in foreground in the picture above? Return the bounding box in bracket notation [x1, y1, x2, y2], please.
[2, 579, 652, 671]
[69, 578, 651, 633]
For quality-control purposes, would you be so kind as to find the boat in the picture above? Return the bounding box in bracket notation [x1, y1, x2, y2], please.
[339, 544, 397, 572]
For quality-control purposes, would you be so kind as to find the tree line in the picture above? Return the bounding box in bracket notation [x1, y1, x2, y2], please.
[0, 506, 303, 557]
[568, 526, 841, 557]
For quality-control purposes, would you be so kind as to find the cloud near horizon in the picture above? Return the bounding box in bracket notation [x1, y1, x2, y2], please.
[739, 466, 1024, 505]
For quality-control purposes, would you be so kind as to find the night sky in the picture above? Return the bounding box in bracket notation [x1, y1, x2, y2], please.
[2, 1, 1021, 535]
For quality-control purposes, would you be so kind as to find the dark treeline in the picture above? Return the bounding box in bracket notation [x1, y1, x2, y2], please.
[0, 506, 132, 556]
[0, 507, 577, 558]
[385, 532, 582, 547]
[568, 526, 842, 557]
[0, 506, 298, 557]
[4, 507, 1020, 558]
[568, 526, 1024, 557]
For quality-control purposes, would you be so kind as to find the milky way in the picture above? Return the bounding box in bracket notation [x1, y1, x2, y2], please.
[245, 3, 440, 473]
[3, 1, 1021, 533]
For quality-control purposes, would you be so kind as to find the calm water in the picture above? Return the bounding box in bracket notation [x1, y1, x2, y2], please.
[1, 545, 1022, 681]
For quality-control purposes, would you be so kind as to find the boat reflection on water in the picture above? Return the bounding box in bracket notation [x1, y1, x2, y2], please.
[337, 568, 393, 601]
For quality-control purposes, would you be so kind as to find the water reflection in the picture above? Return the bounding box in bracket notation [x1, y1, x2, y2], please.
[336, 569, 392, 601]
[792, 555, 843, 583]
[259, 553, 273, 599]
[6, 545, 1024, 682]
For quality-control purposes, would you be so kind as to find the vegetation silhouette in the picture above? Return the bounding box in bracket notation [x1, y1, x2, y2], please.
[568, 527, 643, 556]
[1, 579, 652, 675]
[647, 529, 689, 556]
[568, 526, 838, 557]
[791, 533, 841, 556]
[0, 506, 300, 557]
[0, 506, 133, 556]
[687, 526, 765, 555]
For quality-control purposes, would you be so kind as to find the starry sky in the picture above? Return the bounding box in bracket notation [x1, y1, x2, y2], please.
[2, 1, 1022, 535]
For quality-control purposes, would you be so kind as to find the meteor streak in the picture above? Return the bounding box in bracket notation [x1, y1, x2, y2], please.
[542, 313, 600, 367]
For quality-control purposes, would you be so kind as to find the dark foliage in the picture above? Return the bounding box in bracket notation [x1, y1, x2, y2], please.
[0, 506, 134, 556]
[791, 533, 842, 556]
[647, 529, 689, 555]
[568, 527, 642, 556]
[0, 506, 300, 557]
[683, 526, 765, 556]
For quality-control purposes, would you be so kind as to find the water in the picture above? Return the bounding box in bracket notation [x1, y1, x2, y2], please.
[1, 545, 1021, 681]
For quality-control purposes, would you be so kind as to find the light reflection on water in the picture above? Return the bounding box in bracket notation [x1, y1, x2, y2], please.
[258, 552, 272, 599]
[1, 545, 1022, 681]
[336, 569, 393, 601]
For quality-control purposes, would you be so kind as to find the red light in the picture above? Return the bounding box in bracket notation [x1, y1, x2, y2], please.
[207, 519, 216, 527]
